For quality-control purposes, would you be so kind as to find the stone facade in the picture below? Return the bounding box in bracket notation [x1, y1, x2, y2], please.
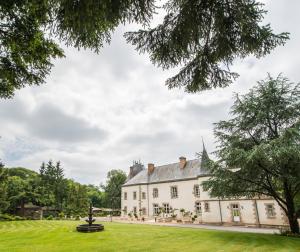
[121, 156, 288, 228]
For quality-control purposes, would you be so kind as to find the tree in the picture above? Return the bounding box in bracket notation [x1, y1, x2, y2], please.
[39, 160, 67, 211]
[64, 180, 89, 217]
[0, 161, 9, 213]
[1, 1, 287, 98]
[125, 1, 288, 92]
[86, 184, 105, 208]
[202, 74, 300, 233]
[102, 169, 127, 210]
[7, 173, 42, 216]
[0, 0, 154, 98]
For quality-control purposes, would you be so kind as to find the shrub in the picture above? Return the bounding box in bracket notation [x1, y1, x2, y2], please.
[0, 213, 15, 221]
[75, 215, 80, 221]
[279, 228, 300, 238]
[58, 212, 65, 219]
[46, 215, 54, 220]
[14, 216, 25, 221]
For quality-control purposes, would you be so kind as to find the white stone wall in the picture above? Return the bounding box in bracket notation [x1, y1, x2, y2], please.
[148, 179, 199, 216]
[122, 175, 287, 227]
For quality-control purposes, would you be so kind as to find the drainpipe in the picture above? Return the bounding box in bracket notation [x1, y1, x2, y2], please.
[218, 199, 223, 224]
[147, 183, 150, 217]
[254, 199, 261, 227]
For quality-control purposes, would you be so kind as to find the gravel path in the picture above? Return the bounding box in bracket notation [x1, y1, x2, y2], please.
[97, 218, 280, 234]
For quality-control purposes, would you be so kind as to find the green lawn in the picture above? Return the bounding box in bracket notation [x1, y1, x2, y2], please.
[0, 221, 299, 252]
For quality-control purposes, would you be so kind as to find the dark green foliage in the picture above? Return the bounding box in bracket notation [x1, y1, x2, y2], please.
[0, 213, 25, 221]
[0, 160, 123, 218]
[101, 169, 127, 210]
[0, 0, 155, 98]
[7, 173, 42, 216]
[39, 161, 67, 210]
[1, 1, 288, 97]
[0, 161, 9, 213]
[125, 1, 288, 92]
[203, 74, 300, 233]
[86, 184, 105, 207]
[0, 1, 64, 98]
[64, 180, 89, 217]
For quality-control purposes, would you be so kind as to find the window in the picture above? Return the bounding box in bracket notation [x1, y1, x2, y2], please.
[204, 202, 210, 212]
[170, 186, 178, 199]
[142, 208, 147, 215]
[163, 203, 170, 214]
[195, 202, 201, 214]
[133, 191, 137, 200]
[124, 192, 127, 200]
[266, 204, 276, 218]
[123, 206, 127, 214]
[153, 188, 159, 198]
[142, 192, 146, 199]
[133, 207, 137, 214]
[194, 185, 200, 197]
[153, 204, 159, 216]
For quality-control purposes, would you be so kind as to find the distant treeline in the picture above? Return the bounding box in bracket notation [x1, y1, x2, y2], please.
[0, 161, 127, 218]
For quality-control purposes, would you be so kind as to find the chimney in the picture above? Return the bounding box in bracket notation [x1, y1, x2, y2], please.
[179, 156, 187, 169]
[148, 163, 155, 174]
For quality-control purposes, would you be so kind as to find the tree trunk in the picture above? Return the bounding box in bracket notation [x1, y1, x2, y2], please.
[21, 200, 25, 217]
[284, 182, 300, 234]
[287, 214, 299, 234]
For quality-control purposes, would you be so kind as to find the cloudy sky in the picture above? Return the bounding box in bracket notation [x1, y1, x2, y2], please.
[1, 1, 299, 185]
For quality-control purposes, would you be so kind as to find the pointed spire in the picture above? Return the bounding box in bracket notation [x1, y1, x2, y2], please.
[201, 138, 210, 170]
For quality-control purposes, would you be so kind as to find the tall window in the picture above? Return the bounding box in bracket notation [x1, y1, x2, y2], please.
[204, 202, 210, 212]
[133, 191, 137, 200]
[142, 192, 146, 199]
[170, 186, 178, 198]
[133, 207, 137, 214]
[123, 206, 127, 214]
[194, 185, 200, 197]
[142, 208, 147, 215]
[163, 203, 170, 214]
[153, 188, 159, 198]
[195, 202, 201, 214]
[124, 192, 127, 200]
[266, 204, 276, 218]
[153, 204, 159, 215]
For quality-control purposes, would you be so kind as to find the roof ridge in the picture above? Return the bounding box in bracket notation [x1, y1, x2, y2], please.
[154, 158, 199, 169]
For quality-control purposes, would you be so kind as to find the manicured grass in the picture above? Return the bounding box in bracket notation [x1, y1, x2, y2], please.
[0, 221, 299, 252]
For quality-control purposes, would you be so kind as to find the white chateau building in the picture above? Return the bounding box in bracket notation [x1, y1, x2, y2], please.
[121, 147, 288, 227]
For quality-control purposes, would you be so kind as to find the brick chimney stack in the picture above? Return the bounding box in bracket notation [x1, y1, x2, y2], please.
[148, 163, 155, 174]
[179, 156, 187, 169]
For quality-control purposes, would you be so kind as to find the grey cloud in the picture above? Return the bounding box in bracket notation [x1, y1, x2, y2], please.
[123, 130, 176, 146]
[29, 103, 107, 143]
[0, 98, 107, 144]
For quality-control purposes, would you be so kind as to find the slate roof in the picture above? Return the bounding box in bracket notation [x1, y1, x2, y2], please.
[123, 159, 209, 187]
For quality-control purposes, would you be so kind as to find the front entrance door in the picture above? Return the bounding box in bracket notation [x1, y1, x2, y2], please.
[232, 204, 240, 222]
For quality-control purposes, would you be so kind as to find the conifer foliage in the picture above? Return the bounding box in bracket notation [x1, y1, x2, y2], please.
[0, 1, 288, 98]
[203, 75, 300, 233]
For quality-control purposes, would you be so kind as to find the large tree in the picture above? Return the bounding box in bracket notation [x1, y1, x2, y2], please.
[39, 160, 67, 211]
[64, 180, 89, 217]
[102, 169, 127, 210]
[1, 1, 288, 98]
[7, 171, 42, 216]
[203, 75, 300, 233]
